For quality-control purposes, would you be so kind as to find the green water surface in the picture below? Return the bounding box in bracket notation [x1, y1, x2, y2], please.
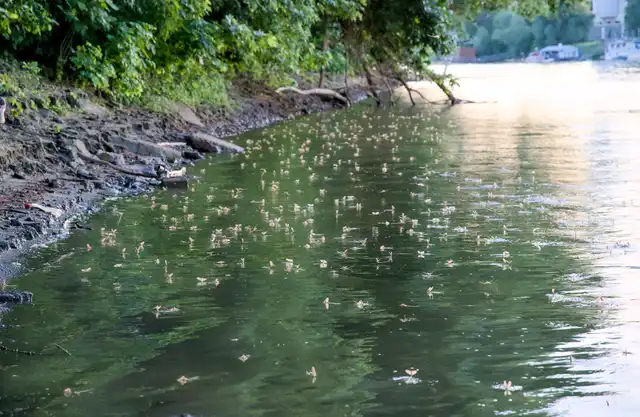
[3, 63, 640, 417]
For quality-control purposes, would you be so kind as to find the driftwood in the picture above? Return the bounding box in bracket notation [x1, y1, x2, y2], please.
[275, 87, 349, 106]
[73, 140, 158, 178]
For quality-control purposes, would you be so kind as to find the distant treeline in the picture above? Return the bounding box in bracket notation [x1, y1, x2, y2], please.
[626, 0, 640, 36]
[464, 5, 594, 58]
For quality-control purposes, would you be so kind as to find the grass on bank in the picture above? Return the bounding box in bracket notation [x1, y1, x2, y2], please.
[140, 74, 231, 113]
[0, 55, 237, 118]
[0, 54, 360, 120]
[0, 58, 73, 116]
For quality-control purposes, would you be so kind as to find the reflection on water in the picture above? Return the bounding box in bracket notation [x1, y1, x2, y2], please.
[2, 62, 640, 416]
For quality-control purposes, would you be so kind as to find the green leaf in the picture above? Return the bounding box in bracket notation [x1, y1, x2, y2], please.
[266, 35, 278, 47]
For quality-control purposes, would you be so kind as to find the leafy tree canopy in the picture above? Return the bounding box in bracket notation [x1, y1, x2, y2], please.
[0, 0, 586, 103]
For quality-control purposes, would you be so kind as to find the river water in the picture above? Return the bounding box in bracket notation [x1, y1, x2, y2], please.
[3, 62, 640, 417]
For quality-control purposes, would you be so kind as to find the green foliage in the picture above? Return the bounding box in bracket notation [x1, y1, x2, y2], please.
[0, 0, 585, 106]
[324, 45, 348, 74]
[110, 22, 157, 99]
[472, 26, 492, 56]
[491, 13, 534, 57]
[626, 0, 640, 35]
[9, 96, 23, 117]
[0, 56, 74, 115]
[0, 57, 42, 97]
[71, 43, 116, 92]
[0, 1, 54, 40]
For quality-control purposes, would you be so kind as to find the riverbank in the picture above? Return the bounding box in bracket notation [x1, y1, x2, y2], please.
[0, 76, 376, 279]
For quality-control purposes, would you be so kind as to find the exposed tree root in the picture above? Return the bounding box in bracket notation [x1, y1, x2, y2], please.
[275, 87, 349, 106]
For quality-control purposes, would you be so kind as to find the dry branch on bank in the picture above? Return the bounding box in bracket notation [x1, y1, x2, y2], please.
[275, 87, 349, 106]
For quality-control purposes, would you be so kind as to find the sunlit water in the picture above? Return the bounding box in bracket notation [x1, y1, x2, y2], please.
[3, 62, 640, 417]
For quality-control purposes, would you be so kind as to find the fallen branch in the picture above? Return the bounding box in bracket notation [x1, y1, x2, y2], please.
[275, 87, 349, 106]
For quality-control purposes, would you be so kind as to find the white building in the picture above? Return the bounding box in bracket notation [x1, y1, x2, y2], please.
[592, 0, 628, 39]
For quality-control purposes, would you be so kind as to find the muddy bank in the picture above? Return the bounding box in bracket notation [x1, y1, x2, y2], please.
[0, 79, 375, 279]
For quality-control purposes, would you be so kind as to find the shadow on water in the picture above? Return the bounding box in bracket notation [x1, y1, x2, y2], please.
[2, 62, 640, 417]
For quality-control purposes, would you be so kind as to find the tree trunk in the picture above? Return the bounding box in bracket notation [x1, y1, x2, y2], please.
[343, 47, 351, 103]
[362, 61, 381, 105]
[433, 78, 458, 105]
[398, 77, 415, 105]
[318, 23, 330, 88]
